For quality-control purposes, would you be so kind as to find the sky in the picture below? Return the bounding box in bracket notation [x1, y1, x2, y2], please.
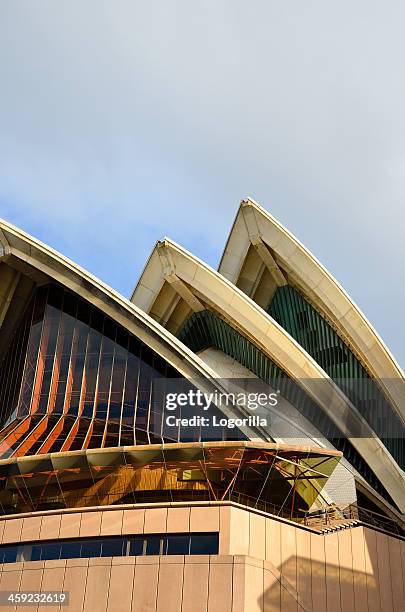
[0, 2, 404, 367]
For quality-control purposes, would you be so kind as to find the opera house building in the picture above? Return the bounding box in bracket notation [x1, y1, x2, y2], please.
[0, 198, 404, 611]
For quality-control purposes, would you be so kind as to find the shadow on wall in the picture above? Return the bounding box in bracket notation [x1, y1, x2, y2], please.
[262, 528, 404, 611]
[263, 558, 379, 611]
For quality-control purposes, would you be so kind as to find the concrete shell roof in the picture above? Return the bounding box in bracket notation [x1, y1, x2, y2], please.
[131, 236, 405, 512]
[218, 198, 405, 420]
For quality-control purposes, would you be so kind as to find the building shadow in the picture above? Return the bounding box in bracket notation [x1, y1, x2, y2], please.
[262, 548, 382, 611]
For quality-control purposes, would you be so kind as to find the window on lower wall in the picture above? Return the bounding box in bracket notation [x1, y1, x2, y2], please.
[0, 533, 219, 564]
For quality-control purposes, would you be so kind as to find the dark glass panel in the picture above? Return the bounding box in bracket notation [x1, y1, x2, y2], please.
[87, 328, 102, 356]
[190, 533, 219, 554]
[61, 290, 77, 318]
[17, 296, 45, 418]
[67, 418, 91, 451]
[103, 421, 121, 448]
[68, 319, 90, 416]
[136, 349, 153, 435]
[90, 309, 104, 335]
[76, 299, 91, 326]
[31, 544, 42, 561]
[86, 419, 106, 450]
[103, 318, 116, 343]
[129, 538, 144, 556]
[81, 323, 102, 421]
[116, 327, 128, 350]
[46, 416, 77, 453]
[60, 540, 82, 559]
[122, 352, 139, 427]
[0, 294, 33, 426]
[101, 538, 125, 557]
[47, 284, 63, 310]
[95, 333, 115, 420]
[40, 542, 61, 560]
[2, 546, 18, 563]
[145, 536, 161, 555]
[165, 535, 190, 555]
[81, 540, 102, 558]
[108, 344, 127, 421]
[27, 415, 60, 454]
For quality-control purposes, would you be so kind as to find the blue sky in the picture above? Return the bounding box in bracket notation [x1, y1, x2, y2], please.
[1, 2, 404, 367]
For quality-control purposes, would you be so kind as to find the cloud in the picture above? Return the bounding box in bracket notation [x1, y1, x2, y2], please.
[0, 1, 404, 366]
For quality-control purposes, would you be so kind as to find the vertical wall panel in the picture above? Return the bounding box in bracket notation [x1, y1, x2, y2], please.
[324, 533, 341, 612]
[144, 508, 167, 533]
[401, 540, 405, 607]
[107, 563, 135, 612]
[295, 528, 311, 611]
[20, 517, 42, 542]
[79, 512, 102, 538]
[207, 559, 233, 612]
[310, 532, 326, 612]
[166, 508, 190, 533]
[40, 514, 61, 540]
[190, 507, 219, 533]
[232, 560, 246, 612]
[157, 558, 184, 612]
[59, 513, 81, 539]
[62, 565, 87, 612]
[376, 531, 394, 611]
[100, 510, 123, 536]
[19, 567, 43, 612]
[363, 528, 381, 612]
[122, 509, 145, 535]
[351, 527, 368, 611]
[2, 519, 23, 544]
[280, 585, 298, 612]
[229, 508, 249, 556]
[244, 561, 265, 612]
[132, 560, 159, 612]
[219, 506, 231, 555]
[265, 518, 281, 570]
[280, 523, 297, 595]
[83, 564, 111, 612]
[337, 529, 354, 612]
[388, 536, 405, 612]
[38, 566, 65, 612]
[249, 513, 266, 560]
[182, 560, 209, 612]
[263, 564, 280, 612]
[0, 568, 22, 612]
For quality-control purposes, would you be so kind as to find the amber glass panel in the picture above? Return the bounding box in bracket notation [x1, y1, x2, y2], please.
[0, 284, 244, 458]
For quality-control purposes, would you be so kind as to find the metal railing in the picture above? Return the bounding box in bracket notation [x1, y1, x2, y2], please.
[302, 503, 404, 537]
[1, 487, 403, 538]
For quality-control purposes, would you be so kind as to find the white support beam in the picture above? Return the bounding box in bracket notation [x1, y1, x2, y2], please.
[0, 227, 10, 259]
[241, 200, 287, 286]
[158, 241, 204, 313]
[251, 237, 287, 287]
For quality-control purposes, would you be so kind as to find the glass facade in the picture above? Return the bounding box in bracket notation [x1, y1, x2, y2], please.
[268, 285, 405, 469]
[0, 285, 241, 459]
[0, 443, 338, 517]
[0, 533, 219, 563]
